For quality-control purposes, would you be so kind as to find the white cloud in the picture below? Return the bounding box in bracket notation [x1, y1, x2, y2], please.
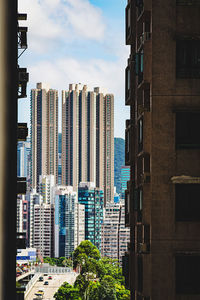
[18, 0, 105, 53]
[27, 49, 129, 137]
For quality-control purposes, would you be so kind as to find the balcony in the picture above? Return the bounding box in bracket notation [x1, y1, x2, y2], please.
[136, 10, 151, 51]
[126, 1, 136, 45]
[17, 177, 27, 194]
[17, 123, 28, 141]
[125, 119, 135, 166]
[135, 0, 144, 19]
[125, 57, 135, 105]
[136, 224, 150, 254]
[137, 152, 150, 186]
[137, 82, 150, 117]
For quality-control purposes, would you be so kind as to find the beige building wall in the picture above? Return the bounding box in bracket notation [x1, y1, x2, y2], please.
[96, 92, 105, 191]
[104, 94, 114, 204]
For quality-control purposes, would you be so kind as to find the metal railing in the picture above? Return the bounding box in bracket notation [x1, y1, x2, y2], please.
[35, 266, 72, 274]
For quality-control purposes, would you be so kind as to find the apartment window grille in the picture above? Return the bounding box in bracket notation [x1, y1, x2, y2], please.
[176, 40, 200, 78]
[175, 184, 200, 221]
[176, 255, 200, 294]
[176, 112, 200, 149]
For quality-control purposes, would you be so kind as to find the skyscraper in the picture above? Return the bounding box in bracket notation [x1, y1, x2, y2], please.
[39, 174, 55, 204]
[17, 138, 31, 178]
[124, 0, 200, 299]
[33, 203, 54, 258]
[62, 84, 114, 204]
[31, 83, 58, 190]
[54, 186, 85, 258]
[101, 201, 130, 263]
[78, 182, 104, 251]
[120, 166, 130, 200]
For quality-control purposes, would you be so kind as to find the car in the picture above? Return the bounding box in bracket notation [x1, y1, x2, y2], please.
[39, 276, 44, 281]
[44, 281, 49, 285]
[48, 275, 52, 280]
[43, 273, 48, 276]
[37, 289, 44, 294]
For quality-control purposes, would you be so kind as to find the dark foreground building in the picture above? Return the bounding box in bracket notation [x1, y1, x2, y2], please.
[124, 0, 200, 299]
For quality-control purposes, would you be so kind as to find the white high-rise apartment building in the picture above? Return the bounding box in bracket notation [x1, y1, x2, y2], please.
[54, 186, 85, 258]
[62, 84, 114, 204]
[39, 174, 55, 204]
[101, 201, 130, 263]
[31, 83, 58, 190]
[33, 203, 54, 257]
[27, 189, 43, 248]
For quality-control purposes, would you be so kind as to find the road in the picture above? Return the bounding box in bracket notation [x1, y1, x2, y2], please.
[25, 272, 77, 300]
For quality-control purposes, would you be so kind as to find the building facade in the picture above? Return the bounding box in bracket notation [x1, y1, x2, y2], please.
[101, 201, 130, 263]
[54, 186, 85, 258]
[124, 0, 200, 299]
[62, 84, 114, 204]
[31, 83, 58, 190]
[78, 182, 104, 251]
[16, 195, 29, 244]
[120, 166, 130, 200]
[39, 174, 55, 204]
[33, 203, 54, 257]
[17, 139, 31, 178]
[27, 189, 43, 248]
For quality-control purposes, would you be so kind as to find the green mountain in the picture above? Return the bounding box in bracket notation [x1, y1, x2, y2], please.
[114, 137, 125, 194]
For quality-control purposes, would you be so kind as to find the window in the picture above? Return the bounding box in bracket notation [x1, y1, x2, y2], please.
[137, 255, 143, 292]
[176, 40, 200, 78]
[135, 51, 144, 85]
[176, 112, 200, 148]
[176, 255, 200, 294]
[176, 184, 200, 221]
[138, 118, 143, 153]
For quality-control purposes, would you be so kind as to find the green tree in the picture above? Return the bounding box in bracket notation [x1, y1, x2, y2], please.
[115, 284, 130, 300]
[88, 281, 100, 300]
[54, 282, 81, 300]
[98, 275, 117, 300]
[73, 240, 100, 269]
[74, 274, 89, 298]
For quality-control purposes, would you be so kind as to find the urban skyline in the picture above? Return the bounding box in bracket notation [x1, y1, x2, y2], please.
[18, 0, 129, 139]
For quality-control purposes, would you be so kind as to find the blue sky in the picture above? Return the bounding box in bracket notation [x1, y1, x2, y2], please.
[18, 0, 129, 138]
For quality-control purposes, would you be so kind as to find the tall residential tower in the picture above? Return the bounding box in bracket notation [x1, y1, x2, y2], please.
[31, 83, 58, 190]
[62, 84, 114, 204]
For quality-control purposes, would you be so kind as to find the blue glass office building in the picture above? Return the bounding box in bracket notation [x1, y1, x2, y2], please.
[78, 183, 104, 251]
[120, 166, 130, 200]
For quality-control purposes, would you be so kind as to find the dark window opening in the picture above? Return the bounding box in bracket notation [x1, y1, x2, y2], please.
[138, 118, 143, 153]
[137, 255, 143, 292]
[176, 40, 200, 78]
[135, 51, 144, 85]
[176, 255, 200, 294]
[176, 184, 200, 221]
[176, 112, 200, 149]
